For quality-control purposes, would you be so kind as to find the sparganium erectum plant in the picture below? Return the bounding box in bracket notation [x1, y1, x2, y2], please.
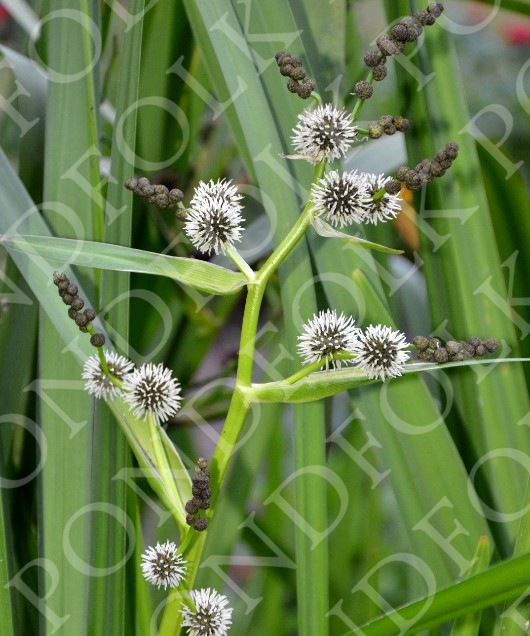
[4, 1, 529, 635]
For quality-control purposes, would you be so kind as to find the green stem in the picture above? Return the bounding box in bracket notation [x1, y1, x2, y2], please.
[310, 91, 323, 106]
[284, 353, 355, 385]
[225, 243, 256, 281]
[87, 326, 124, 389]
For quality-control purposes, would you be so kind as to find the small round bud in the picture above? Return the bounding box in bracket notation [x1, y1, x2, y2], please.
[90, 333, 106, 348]
[463, 343, 476, 357]
[194, 497, 210, 510]
[415, 10, 429, 25]
[433, 348, 449, 364]
[68, 308, 78, 320]
[153, 194, 169, 208]
[418, 350, 433, 361]
[296, 83, 312, 99]
[429, 338, 441, 349]
[280, 63, 293, 77]
[445, 141, 459, 158]
[378, 115, 394, 128]
[440, 159, 453, 170]
[154, 184, 169, 196]
[416, 159, 432, 173]
[136, 177, 150, 192]
[467, 337, 481, 348]
[279, 55, 292, 66]
[434, 150, 447, 163]
[186, 514, 195, 526]
[193, 516, 208, 532]
[291, 56, 303, 68]
[84, 308, 96, 322]
[427, 2, 444, 18]
[168, 189, 184, 206]
[53, 271, 67, 286]
[405, 170, 422, 191]
[483, 338, 498, 353]
[396, 166, 410, 182]
[391, 24, 408, 42]
[71, 297, 85, 311]
[429, 161, 444, 178]
[291, 67, 306, 81]
[62, 293, 74, 305]
[287, 78, 299, 93]
[413, 335, 430, 351]
[418, 171, 434, 185]
[450, 353, 465, 362]
[383, 124, 397, 135]
[66, 283, 78, 296]
[353, 80, 373, 100]
[394, 116, 410, 132]
[446, 341, 462, 356]
[364, 50, 380, 67]
[275, 51, 289, 63]
[475, 344, 487, 357]
[124, 178, 138, 191]
[79, 326, 88, 334]
[75, 314, 88, 328]
[185, 500, 198, 515]
[400, 17, 421, 42]
[367, 122, 384, 139]
[197, 457, 208, 471]
[376, 34, 399, 56]
[372, 64, 387, 82]
[58, 280, 70, 291]
[385, 179, 401, 195]
[424, 13, 436, 25]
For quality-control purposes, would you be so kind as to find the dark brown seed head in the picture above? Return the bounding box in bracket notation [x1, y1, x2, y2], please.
[90, 333, 106, 348]
[193, 516, 208, 532]
[372, 64, 387, 82]
[353, 80, 374, 99]
[364, 50, 381, 67]
[71, 297, 85, 311]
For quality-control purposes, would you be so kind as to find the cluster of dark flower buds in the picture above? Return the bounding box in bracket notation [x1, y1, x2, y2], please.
[362, 3, 444, 92]
[275, 51, 315, 99]
[124, 177, 184, 210]
[413, 335, 498, 364]
[368, 115, 410, 139]
[52, 271, 104, 347]
[395, 142, 459, 191]
[184, 458, 211, 532]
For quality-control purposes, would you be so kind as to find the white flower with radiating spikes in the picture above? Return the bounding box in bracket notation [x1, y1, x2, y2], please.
[297, 309, 360, 370]
[123, 362, 182, 424]
[360, 173, 402, 225]
[180, 588, 233, 636]
[311, 170, 372, 227]
[185, 179, 244, 255]
[291, 104, 358, 164]
[82, 350, 134, 400]
[140, 541, 187, 590]
[353, 324, 410, 381]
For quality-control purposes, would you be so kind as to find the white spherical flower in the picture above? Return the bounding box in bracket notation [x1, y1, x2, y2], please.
[180, 588, 233, 636]
[297, 309, 360, 370]
[352, 324, 410, 381]
[291, 104, 358, 164]
[82, 350, 134, 400]
[185, 179, 244, 255]
[361, 173, 402, 225]
[123, 363, 182, 425]
[140, 541, 187, 590]
[311, 170, 372, 227]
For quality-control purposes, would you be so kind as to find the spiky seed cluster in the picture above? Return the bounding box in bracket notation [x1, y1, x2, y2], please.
[53, 271, 104, 347]
[275, 51, 315, 99]
[362, 3, 443, 81]
[185, 179, 244, 255]
[368, 115, 410, 139]
[291, 104, 358, 164]
[185, 458, 211, 532]
[396, 141, 459, 191]
[353, 325, 410, 381]
[413, 335, 499, 363]
[298, 309, 360, 370]
[124, 177, 184, 210]
[362, 174, 402, 225]
[311, 170, 373, 227]
[140, 541, 187, 590]
[82, 351, 134, 400]
[122, 363, 182, 425]
[181, 588, 233, 636]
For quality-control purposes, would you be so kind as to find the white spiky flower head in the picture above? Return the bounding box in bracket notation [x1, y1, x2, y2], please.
[180, 588, 233, 636]
[311, 170, 372, 227]
[185, 179, 244, 255]
[140, 541, 187, 590]
[82, 350, 134, 400]
[360, 174, 402, 225]
[291, 104, 358, 164]
[297, 309, 360, 370]
[352, 324, 410, 381]
[123, 362, 182, 425]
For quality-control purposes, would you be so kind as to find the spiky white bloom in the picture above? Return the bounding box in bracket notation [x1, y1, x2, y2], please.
[82, 350, 134, 400]
[180, 588, 233, 636]
[311, 170, 372, 227]
[291, 104, 358, 164]
[352, 325, 410, 381]
[123, 363, 182, 425]
[185, 179, 244, 255]
[140, 541, 187, 590]
[360, 173, 402, 225]
[297, 309, 360, 370]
